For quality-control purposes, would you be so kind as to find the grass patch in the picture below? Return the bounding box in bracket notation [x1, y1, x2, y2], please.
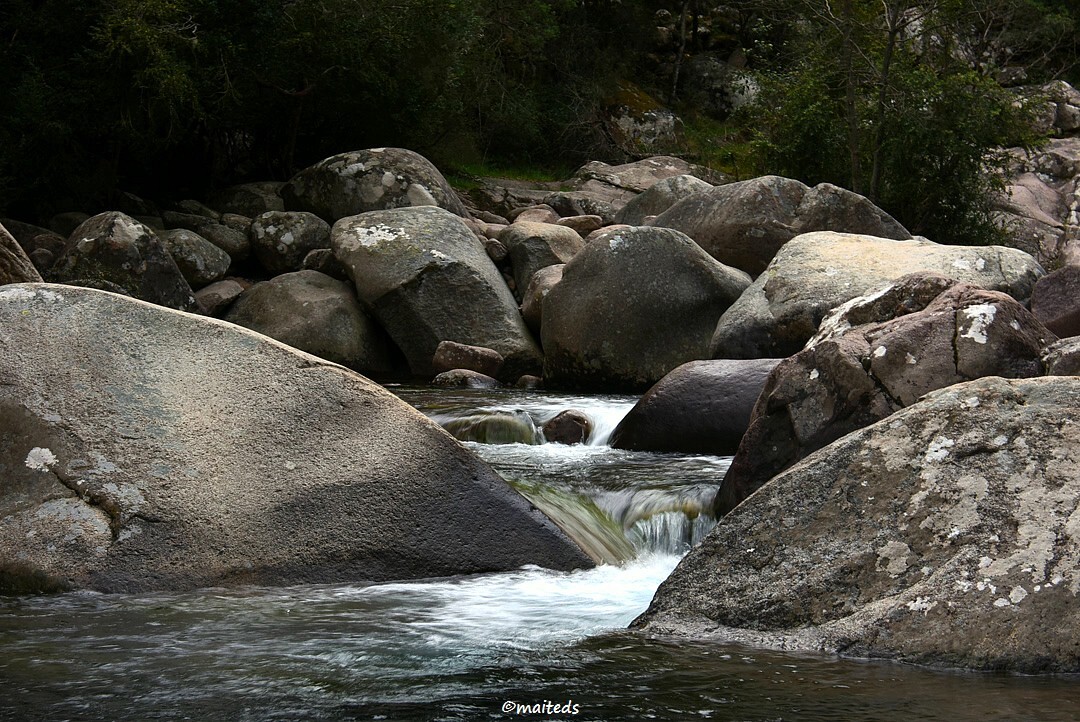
[678, 112, 764, 181]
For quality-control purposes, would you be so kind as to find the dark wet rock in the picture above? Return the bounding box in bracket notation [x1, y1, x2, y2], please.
[431, 369, 501, 389]
[635, 375, 1080, 673]
[49, 212, 197, 311]
[0, 283, 590, 592]
[542, 410, 592, 445]
[194, 278, 246, 316]
[542, 226, 751, 391]
[610, 359, 782, 455]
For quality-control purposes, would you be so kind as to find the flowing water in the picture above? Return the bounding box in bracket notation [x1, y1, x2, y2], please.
[2, 388, 1079, 721]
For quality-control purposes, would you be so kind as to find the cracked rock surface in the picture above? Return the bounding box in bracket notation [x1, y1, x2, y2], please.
[716, 273, 1056, 515]
[636, 375, 1080, 672]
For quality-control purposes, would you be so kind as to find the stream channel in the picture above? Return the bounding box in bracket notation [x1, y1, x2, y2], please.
[2, 387, 1078, 720]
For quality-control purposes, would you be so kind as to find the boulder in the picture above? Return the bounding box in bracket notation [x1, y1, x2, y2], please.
[332, 206, 543, 379]
[1, 222, 43, 285]
[717, 275, 1056, 515]
[249, 211, 332, 275]
[499, 222, 584, 300]
[556, 215, 604, 237]
[511, 204, 561, 225]
[574, 156, 724, 197]
[199, 223, 251, 264]
[194, 278, 246, 316]
[1043, 337, 1080, 376]
[432, 369, 501, 389]
[520, 264, 564, 336]
[1030, 265, 1080, 338]
[0, 284, 591, 593]
[609, 359, 782, 455]
[431, 341, 504, 379]
[711, 231, 1045, 359]
[655, 177, 910, 276]
[282, 147, 468, 223]
[223, 271, 400, 376]
[634, 376, 1080, 673]
[0, 219, 65, 257]
[543, 192, 617, 223]
[160, 229, 231, 289]
[542, 226, 751, 391]
[49, 212, 197, 311]
[210, 182, 286, 218]
[542, 410, 592, 445]
[300, 248, 350, 281]
[615, 174, 713, 226]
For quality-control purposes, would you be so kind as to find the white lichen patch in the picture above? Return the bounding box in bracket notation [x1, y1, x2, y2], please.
[992, 435, 1008, 447]
[964, 396, 980, 409]
[924, 436, 955, 463]
[1009, 586, 1029, 604]
[873, 346, 887, 358]
[381, 171, 396, 187]
[608, 235, 628, 252]
[809, 369, 820, 380]
[25, 447, 58, 471]
[1009, 320, 1021, 331]
[959, 304, 997, 344]
[877, 540, 913, 576]
[357, 224, 404, 247]
[427, 249, 451, 262]
[975, 257, 986, 271]
[907, 596, 936, 613]
[906, 353, 918, 365]
[1, 287, 64, 303]
[951, 258, 973, 271]
[993, 597, 1011, 607]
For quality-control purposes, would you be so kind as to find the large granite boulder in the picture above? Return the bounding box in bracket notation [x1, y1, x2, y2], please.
[711, 231, 1045, 359]
[542, 226, 751, 391]
[499, 222, 583, 300]
[1, 222, 42, 285]
[520, 264, 564, 336]
[717, 275, 1056, 515]
[249, 211, 332, 275]
[610, 359, 782, 455]
[614, 174, 713, 226]
[282, 148, 468, 223]
[49, 212, 197, 311]
[332, 206, 542, 379]
[223, 270, 401, 376]
[654, 177, 910, 276]
[0, 284, 590, 594]
[635, 376, 1080, 673]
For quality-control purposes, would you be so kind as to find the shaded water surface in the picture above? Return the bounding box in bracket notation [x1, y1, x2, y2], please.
[2, 387, 1078, 720]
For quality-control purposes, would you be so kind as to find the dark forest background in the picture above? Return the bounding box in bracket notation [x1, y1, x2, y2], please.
[2, 0, 1077, 244]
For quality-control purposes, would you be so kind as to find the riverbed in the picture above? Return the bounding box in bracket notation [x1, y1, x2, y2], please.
[2, 388, 1077, 721]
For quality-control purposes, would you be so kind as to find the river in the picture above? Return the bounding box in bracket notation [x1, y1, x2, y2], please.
[2, 388, 1078, 721]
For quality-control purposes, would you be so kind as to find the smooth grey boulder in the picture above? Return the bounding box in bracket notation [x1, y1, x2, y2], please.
[160, 229, 231, 289]
[283, 147, 468, 223]
[520, 264, 564, 336]
[1, 222, 42, 285]
[1030, 265, 1080, 338]
[249, 211, 332, 275]
[610, 359, 781, 455]
[635, 376, 1080, 673]
[223, 270, 400, 376]
[0, 284, 591, 593]
[654, 177, 910, 276]
[499, 222, 583, 300]
[49, 212, 197, 311]
[711, 231, 1045, 359]
[332, 206, 543, 379]
[199, 223, 251, 264]
[615, 174, 713, 226]
[542, 226, 751, 391]
[431, 340, 503, 379]
[716, 275, 1055, 516]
